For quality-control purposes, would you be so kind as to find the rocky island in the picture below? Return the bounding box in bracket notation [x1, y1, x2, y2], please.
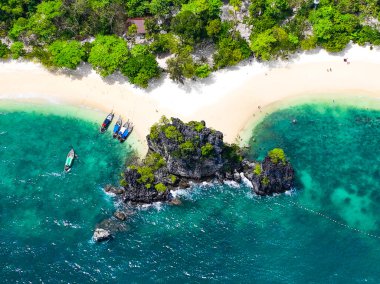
[94, 117, 295, 241]
[120, 116, 294, 202]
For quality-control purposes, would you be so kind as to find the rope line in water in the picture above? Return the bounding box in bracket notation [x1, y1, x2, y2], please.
[280, 200, 380, 240]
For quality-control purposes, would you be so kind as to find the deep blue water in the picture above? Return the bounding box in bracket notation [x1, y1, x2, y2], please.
[1, 103, 380, 283]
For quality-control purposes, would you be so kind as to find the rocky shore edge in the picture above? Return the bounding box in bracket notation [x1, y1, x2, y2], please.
[93, 117, 295, 242]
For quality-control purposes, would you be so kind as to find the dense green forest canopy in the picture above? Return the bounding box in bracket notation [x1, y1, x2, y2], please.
[1, 0, 380, 87]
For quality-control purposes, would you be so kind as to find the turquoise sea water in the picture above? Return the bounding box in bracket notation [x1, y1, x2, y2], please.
[1, 102, 380, 283]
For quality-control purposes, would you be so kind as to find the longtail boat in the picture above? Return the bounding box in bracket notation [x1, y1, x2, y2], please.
[64, 148, 75, 172]
[119, 122, 134, 143]
[113, 116, 122, 138]
[117, 121, 129, 141]
[100, 112, 114, 133]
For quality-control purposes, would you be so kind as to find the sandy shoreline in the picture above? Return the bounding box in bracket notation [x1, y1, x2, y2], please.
[1, 44, 380, 155]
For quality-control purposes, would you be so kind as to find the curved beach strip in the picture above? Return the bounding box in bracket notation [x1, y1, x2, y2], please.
[1, 44, 380, 154]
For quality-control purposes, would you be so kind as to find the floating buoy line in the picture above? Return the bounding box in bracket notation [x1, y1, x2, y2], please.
[275, 199, 380, 240]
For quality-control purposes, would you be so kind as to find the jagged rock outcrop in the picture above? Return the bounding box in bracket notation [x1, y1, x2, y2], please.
[122, 165, 173, 203]
[119, 117, 244, 203]
[93, 228, 112, 242]
[147, 118, 230, 178]
[93, 218, 130, 242]
[243, 149, 295, 195]
[117, 117, 295, 204]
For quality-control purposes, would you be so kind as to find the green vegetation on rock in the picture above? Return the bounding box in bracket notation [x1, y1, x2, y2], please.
[179, 140, 195, 156]
[169, 174, 177, 184]
[253, 164, 262, 175]
[187, 121, 205, 132]
[154, 183, 167, 192]
[119, 179, 128, 187]
[136, 166, 155, 186]
[268, 148, 286, 164]
[164, 125, 184, 142]
[201, 143, 214, 157]
[222, 144, 243, 164]
[144, 152, 166, 171]
[262, 176, 270, 186]
[149, 123, 160, 140]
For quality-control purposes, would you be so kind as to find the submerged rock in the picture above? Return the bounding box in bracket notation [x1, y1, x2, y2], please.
[104, 184, 125, 195]
[178, 179, 190, 189]
[113, 211, 127, 221]
[170, 198, 182, 206]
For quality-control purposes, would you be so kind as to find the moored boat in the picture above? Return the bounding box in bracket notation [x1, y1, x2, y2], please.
[100, 112, 114, 133]
[117, 121, 130, 140]
[64, 148, 75, 172]
[113, 116, 122, 138]
[119, 121, 134, 143]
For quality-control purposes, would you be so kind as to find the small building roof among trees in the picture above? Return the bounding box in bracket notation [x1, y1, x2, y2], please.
[126, 18, 146, 34]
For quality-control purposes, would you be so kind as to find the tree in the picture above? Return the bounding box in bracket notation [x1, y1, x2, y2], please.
[150, 33, 179, 54]
[167, 51, 196, 83]
[230, 0, 242, 11]
[0, 43, 10, 59]
[0, 0, 40, 21]
[171, 11, 204, 44]
[149, 0, 171, 16]
[120, 44, 160, 88]
[181, 0, 222, 19]
[264, 0, 291, 20]
[48, 40, 85, 69]
[8, 17, 28, 40]
[309, 6, 360, 52]
[88, 35, 129, 77]
[126, 0, 150, 17]
[300, 36, 317, 51]
[248, 0, 291, 35]
[213, 34, 251, 68]
[250, 29, 277, 60]
[195, 64, 211, 78]
[127, 24, 137, 37]
[27, 0, 63, 42]
[353, 26, 380, 46]
[144, 18, 160, 36]
[250, 26, 296, 60]
[10, 41, 24, 59]
[206, 19, 222, 39]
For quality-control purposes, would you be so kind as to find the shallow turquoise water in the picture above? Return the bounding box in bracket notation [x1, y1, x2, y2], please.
[1, 103, 380, 282]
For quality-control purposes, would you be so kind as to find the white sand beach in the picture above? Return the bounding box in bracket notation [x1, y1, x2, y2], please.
[1, 44, 380, 155]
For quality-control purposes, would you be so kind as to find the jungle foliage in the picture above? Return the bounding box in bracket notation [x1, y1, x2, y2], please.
[1, 0, 379, 86]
